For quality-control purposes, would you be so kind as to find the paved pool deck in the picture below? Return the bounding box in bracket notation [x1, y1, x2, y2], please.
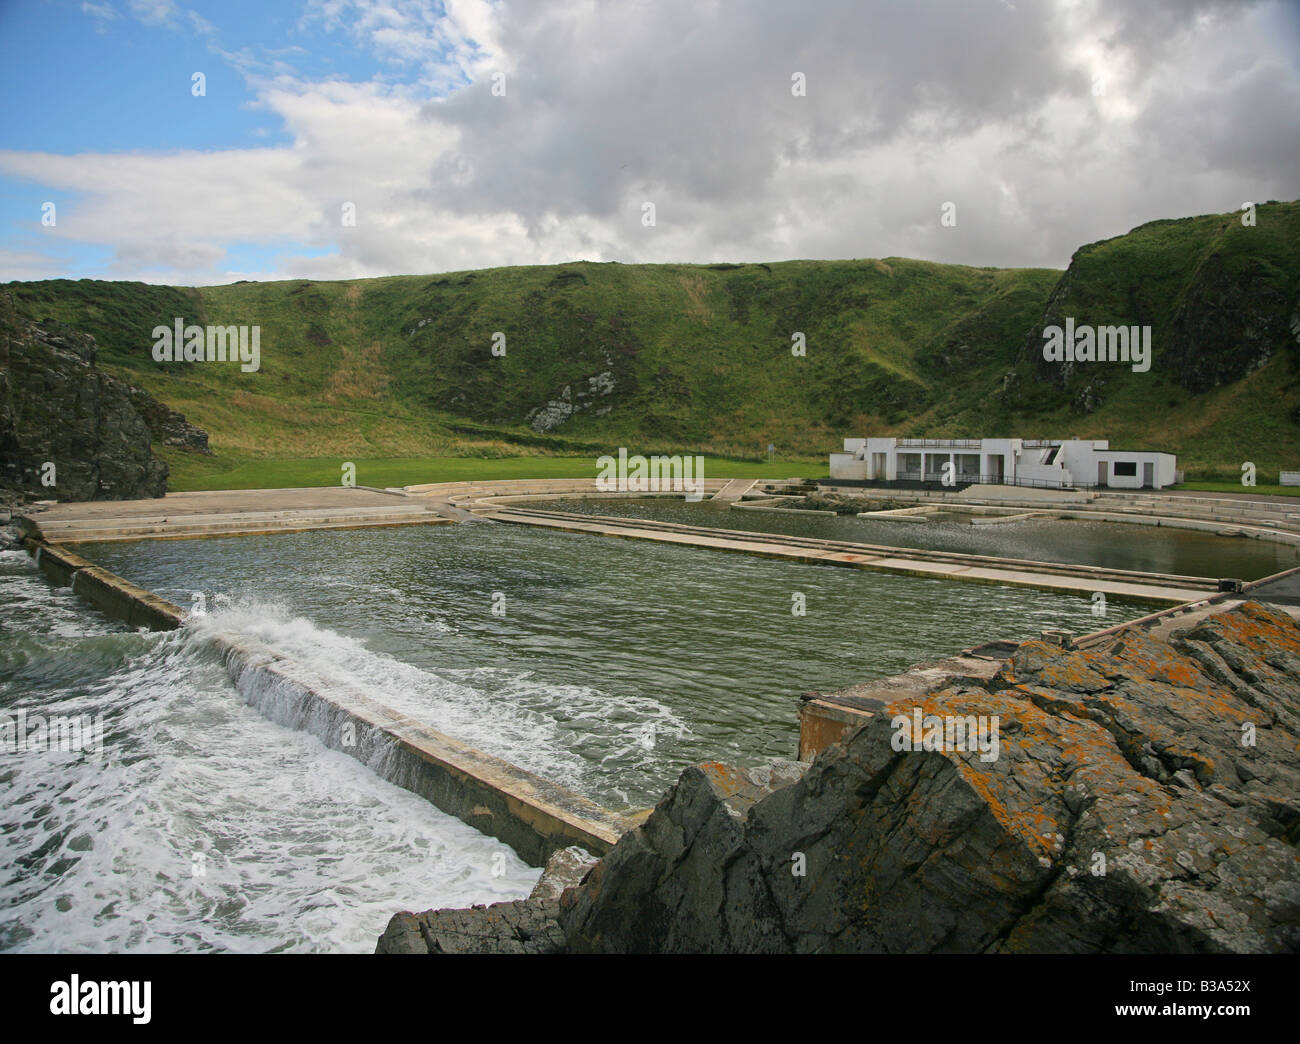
[20, 485, 458, 542]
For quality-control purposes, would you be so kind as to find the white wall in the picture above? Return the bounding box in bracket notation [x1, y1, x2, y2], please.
[1097, 451, 1176, 489]
[829, 453, 867, 480]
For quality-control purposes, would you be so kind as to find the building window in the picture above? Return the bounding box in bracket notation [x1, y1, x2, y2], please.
[1113, 461, 1137, 477]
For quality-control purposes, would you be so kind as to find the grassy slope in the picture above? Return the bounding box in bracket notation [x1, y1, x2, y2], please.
[6, 203, 1298, 490]
[918, 204, 1300, 478]
[160, 454, 828, 492]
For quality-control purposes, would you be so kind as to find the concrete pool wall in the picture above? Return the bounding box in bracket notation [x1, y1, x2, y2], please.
[18, 476, 1295, 863]
[20, 535, 633, 866]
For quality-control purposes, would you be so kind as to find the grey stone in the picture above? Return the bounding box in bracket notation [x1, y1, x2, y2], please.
[0, 293, 206, 503]
[375, 899, 565, 954]
[528, 845, 599, 901]
[556, 602, 1300, 953]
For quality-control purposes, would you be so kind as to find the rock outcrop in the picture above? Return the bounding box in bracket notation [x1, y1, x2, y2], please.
[527, 845, 601, 902]
[125, 385, 210, 454]
[1165, 252, 1293, 394]
[374, 845, 598, 954]
[0, 294, 203, 502]
[376, 899, 566, 955]
[381, 600, 1300, 954]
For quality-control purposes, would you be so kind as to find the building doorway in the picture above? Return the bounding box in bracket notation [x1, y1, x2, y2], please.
[1097, 461, 1108, 487]
[985, 454, 1004, 483]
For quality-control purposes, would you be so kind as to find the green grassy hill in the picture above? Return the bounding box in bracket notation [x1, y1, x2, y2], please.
[7, 202, 1299, 488]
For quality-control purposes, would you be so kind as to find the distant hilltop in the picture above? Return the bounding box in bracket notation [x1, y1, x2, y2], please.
[4, 202, 1298, 481]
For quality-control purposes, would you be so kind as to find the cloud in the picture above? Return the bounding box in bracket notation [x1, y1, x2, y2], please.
[300, 0, 505, 91]
[126, 0, 179, 26]
[8, 0, 1300, 283]
[80, 2, 119, 32]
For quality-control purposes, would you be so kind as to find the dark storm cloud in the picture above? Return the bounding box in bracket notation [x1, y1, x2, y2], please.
[418, 0, 1299, 267]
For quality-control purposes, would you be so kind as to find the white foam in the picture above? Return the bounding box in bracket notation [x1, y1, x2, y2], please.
[185, 596, 690, 801]
[0, 572, 539, 953]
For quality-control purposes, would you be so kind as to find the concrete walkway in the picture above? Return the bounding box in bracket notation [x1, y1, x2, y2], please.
[808, 481, 1300, 545]
[21, 486, 455, 543]
[711, 478, 757, 502]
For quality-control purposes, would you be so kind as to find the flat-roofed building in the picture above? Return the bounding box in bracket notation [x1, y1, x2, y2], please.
[829, 437, 1177, 490]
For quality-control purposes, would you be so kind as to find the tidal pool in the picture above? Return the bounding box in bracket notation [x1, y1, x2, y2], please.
[0, 549, 539, 954]
[78, 519, 1164, 809]
[529, 496, 1297, 580]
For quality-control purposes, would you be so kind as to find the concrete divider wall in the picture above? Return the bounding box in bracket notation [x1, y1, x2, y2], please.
[814, 484, 1300, 545]
[217, 633, 631, 865]
[24, 538, 184, 630]
[20, 538, 632, 866]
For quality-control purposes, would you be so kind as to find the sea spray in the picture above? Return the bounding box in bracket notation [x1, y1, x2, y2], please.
[0, 554, 538, 953]
[180, 597, 659, 797]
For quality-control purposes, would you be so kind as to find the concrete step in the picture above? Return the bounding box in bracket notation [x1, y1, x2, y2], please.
[711, 479, 757, 502]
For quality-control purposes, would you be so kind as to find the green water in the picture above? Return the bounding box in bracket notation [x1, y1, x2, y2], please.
[81, 520, 1164, 808]
[530, 497, 1297, 580]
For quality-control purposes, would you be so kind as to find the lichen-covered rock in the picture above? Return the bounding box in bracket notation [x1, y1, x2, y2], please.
[557, 601, 1300, 953]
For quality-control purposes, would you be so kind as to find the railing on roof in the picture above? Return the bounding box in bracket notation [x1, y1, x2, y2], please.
[896, 439, 982, 449]
[893, 471, 1097, 490]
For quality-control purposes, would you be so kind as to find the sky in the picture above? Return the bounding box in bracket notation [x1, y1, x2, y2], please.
[0, 0, 1297, 285]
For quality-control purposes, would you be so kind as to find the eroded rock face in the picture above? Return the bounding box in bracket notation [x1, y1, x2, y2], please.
[0, 295, 200, 501]
[559, 761, 808, 953]
[125, 386, 210, 454]
[1165, 253, 1291, 394]
[375, 900, 566, 955]
[557, 602, 1300, 953]
[528, 845, 600, 901]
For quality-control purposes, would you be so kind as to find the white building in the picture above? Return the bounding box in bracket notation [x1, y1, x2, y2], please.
[829, 437, 1177, 490]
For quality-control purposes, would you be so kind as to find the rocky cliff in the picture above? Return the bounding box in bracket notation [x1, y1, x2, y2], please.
[379, 600, 1300, 954]
[1015, 208, 1300, 416]
[0, 293, 202, 503]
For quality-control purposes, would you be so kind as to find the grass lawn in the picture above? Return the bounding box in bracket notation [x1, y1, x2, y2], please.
[1173, 482, 1300, 498]
[162, 452, 830, 492]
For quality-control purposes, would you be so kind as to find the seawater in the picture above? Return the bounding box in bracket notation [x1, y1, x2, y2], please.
[0, 549, 538, 953]
[8, 505, 1242, 953]
[79, 519, 1167, 809]
[531, 496, 1297, 580]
